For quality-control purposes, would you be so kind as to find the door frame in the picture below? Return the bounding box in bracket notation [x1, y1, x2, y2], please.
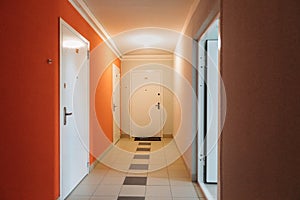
[129, 69, 164, 138]
[196, 15, 221, 199]
[59, 18, 90, 199]
[204, 39, 219, 183]
[112, 63, 121, 144]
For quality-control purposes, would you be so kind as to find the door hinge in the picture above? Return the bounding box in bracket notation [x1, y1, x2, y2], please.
[87, 50, 90, 59]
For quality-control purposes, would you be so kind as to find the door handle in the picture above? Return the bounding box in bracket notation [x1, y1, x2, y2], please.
[64, 107, 73, 125]
[155, 102, 160, 110]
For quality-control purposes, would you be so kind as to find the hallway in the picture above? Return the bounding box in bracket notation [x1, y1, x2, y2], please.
[1, 0, 300, 199]
[67, 138, 205, 200]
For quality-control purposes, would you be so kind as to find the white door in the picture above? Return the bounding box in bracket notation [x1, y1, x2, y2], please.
[205, 40, 219, 183]
[112, 64, 121, 144]
[60, 20, 90, 199]
[130, 70, 163, 138]
[197, 40, 206, 184]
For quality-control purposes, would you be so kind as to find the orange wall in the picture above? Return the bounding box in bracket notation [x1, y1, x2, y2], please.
[93, 59, 121, 163]
[0, 0, 105, 199]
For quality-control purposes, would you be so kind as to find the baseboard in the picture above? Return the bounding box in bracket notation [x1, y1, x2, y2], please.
[171, 138, 193, 180]
[182, 153, 193, 179]
[97, 144, 114, 161]
[89, 159, 99, 172]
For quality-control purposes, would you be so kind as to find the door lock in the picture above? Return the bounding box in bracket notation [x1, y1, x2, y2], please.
[155, 102, 160, 110]
[64, 107, 73, 125]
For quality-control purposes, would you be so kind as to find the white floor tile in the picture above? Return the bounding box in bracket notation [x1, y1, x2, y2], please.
[93, 185, 122, 196]
[119, 185, 146, 196]
[171, 186, 198, 198]
[67, 195, 91, 200]
[169, 178, 193, 186]
[105, 169, 127, 177]
[147, 177, 170, 185]
[100, 176, 125, 185]
[65, 138, 206, 199]
[147, 168, 168, 178]
[81, 174, 104, 185]
[71, 184, 98, 196]
[146, 185, 172, 197]
[90, 196, 118, 200]
[145, 197, 172, 200]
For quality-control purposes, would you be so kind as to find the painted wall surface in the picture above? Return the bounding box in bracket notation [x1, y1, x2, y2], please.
[220, 0, 300, 199]
[173, 54, 197, 179]
[90, 43, 119, 164]
[186, 0, 219, 39]
[94, 59, 121, 157]
[0, 0, 116, 199]
[173, 0, 219, 179]
[121, 58, 175, 136]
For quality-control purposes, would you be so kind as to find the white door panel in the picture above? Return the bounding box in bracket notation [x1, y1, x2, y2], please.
[206, 40, 218, 183]
[130, 70, 163, 138]
[60, 20, 89, 199]
[112, 64, 121, 144]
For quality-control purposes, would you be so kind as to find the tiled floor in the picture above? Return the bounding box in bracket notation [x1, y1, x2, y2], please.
[67, 138, 206, 200]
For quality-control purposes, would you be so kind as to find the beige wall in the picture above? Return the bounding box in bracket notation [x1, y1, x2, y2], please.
[171, 0, 219, 181]
[173, 49, 198, 179]
[121, 58, 175, 136]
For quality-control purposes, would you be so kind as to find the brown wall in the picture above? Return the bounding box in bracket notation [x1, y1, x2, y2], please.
[220, 0, 300, 199]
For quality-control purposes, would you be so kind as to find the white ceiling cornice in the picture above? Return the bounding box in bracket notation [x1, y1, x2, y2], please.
[68, 0, 123, 58]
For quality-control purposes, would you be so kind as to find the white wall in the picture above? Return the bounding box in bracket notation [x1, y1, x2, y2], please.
[173, 37, 198, 180]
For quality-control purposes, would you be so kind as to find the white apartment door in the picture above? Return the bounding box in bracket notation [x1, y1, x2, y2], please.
[205, 40, 219, 183]
[130, 70, 163, 138]
[60, 20, 90, 199]
[198, 40, 206, 184]
[112, 64, 121, 144]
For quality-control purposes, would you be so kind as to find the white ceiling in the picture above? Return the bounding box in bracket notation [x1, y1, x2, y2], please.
[81, 0, 198, 56]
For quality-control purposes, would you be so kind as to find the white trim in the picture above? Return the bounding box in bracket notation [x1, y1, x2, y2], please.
[122, 54, 173, 60]
[68, 0, 122, 58]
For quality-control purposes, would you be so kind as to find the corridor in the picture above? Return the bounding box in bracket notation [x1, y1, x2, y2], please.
[67, 138, 206, 200]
